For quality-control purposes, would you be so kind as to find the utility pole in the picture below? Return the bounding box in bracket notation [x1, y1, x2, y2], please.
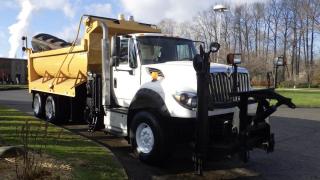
[213, 4, 228, 63]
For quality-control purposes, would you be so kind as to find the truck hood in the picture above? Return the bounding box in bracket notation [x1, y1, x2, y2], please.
[145, 61, 248, 75]
[143, 61, 248, 93]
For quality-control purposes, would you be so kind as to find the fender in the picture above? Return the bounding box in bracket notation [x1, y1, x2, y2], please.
[129, 88, 170, 116]
[127, 88, 170, 137]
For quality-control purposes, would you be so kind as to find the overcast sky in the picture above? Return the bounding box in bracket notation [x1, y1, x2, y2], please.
[0, 0, 268, 58]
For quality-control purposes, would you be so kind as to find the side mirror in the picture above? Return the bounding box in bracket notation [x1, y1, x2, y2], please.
[209, 42, 220, 53]
[129, 39, 137, 69]
[111, 36, 120, 66]
[227, 53, 241, 65]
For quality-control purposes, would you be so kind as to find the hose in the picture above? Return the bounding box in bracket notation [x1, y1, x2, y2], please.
[51, 15, 85, 86]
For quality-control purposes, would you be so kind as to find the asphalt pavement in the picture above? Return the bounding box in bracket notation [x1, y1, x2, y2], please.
[0, 89, 320, 180]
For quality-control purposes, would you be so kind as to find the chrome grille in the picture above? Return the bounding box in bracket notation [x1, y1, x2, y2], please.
[209, 72, 250, 107]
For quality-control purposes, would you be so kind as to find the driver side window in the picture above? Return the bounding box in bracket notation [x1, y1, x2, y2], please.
[119, 38, 129, 64]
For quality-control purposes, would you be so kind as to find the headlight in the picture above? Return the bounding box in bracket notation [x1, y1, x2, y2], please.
[173, 92, 197, 110]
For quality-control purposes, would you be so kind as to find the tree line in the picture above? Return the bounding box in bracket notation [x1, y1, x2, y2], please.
[159, 0, 320, 87]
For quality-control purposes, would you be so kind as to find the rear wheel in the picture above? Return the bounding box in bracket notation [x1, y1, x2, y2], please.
[130, 111, 169, 164]
[45, 95, 65, 123]
[33, 93, 44, 118]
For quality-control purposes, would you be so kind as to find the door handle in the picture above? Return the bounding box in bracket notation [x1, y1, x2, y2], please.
[114, 78, 117, 88]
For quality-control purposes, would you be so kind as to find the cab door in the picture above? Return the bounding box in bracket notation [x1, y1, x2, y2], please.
[113, 37, 140, 107]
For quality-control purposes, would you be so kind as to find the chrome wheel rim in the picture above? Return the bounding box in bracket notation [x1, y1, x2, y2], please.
[33, 95, 40, 114]
[45, 98, 55, 120]
[136, 123, 154, 154]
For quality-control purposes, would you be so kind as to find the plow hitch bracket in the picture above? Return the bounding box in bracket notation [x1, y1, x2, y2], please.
[230, 88, 295, 161]
[230, 88, 296, 132]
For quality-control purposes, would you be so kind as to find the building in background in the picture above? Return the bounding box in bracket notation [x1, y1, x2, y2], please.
[0, 58, 27, 84]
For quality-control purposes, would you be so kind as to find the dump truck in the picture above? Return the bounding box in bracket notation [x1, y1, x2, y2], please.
[25, 15, 295, 169]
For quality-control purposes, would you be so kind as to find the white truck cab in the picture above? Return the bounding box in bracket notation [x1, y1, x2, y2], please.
[97, 33, 257, 163]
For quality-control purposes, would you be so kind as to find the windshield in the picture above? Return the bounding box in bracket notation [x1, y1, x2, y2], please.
[137, 36, 196, 65]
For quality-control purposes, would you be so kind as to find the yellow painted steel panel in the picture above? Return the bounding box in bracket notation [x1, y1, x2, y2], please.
[32, 52, 88, 78]
[29, 78, 81, 97]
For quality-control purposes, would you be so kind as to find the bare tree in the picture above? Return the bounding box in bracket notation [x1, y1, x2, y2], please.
[157, 0, 320, 86]
[252, 2, 265, 57]
[269, 0, 281, 58]
[158, 19, 176, 35]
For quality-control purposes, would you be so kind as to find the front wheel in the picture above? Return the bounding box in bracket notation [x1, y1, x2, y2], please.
[130, 111, 169, 164]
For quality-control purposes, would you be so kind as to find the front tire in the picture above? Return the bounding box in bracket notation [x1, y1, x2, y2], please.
[130, 111, 169, 164]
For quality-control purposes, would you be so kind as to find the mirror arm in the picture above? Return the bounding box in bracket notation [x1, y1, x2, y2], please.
[111, 56, 120, 67]
[115, 68, 133, 75]
[129, 61, 137, 69]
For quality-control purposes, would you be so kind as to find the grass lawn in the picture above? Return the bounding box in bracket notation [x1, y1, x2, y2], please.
[0, 106, 127, 179]
[0, 84, 28, 91]
[275, 88, 320, 108]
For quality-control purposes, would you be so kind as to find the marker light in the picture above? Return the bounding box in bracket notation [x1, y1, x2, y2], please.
[151, 71, 158, 81]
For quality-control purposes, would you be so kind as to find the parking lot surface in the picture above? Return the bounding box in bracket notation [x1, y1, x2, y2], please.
[0, 89, 319, 179]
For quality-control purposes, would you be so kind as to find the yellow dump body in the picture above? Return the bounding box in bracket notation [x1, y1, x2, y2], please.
[27, 16, 161, 97]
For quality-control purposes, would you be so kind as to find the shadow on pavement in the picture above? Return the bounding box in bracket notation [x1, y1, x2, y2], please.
[0, 90, 319, 180]
[61, 115, 320, 180]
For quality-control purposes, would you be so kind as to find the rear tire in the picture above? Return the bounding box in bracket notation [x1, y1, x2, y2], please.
[33, 93, 44, 118]
[130, 111, 169, 164]
[45, 95, 63, 123]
